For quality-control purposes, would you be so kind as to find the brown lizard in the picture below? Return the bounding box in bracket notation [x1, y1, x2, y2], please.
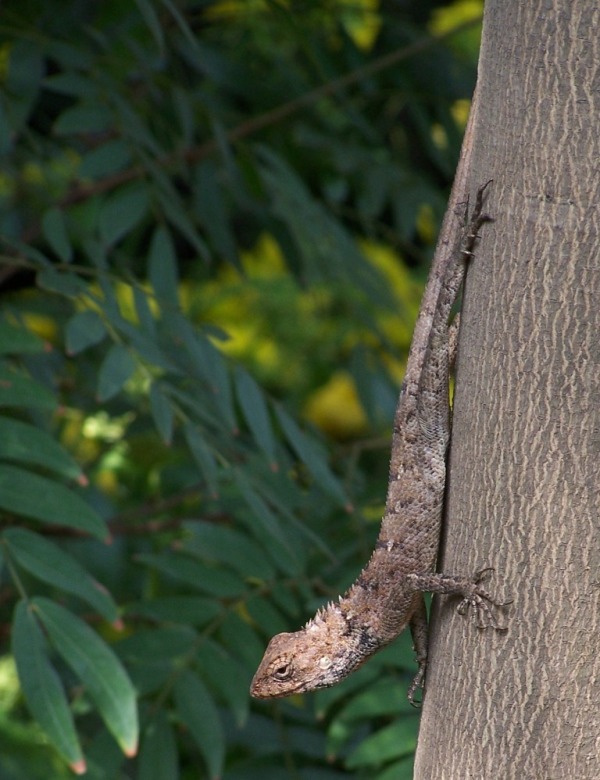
[250, 181, 510, 704]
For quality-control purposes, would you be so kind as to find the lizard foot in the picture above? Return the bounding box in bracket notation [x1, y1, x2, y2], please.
[407, 659, 428, 708]
[455, 568, 513, 631]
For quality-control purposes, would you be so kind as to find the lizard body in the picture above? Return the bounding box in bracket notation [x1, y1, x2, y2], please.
[250, 182, 508, 703]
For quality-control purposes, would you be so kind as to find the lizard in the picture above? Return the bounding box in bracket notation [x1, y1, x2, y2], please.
[250, 180, 510, 705]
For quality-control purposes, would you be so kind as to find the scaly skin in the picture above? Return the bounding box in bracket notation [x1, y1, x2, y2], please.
[250, 183, 510, 703]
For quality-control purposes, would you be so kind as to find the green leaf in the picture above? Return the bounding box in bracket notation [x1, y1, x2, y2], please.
[125, 596, 221, 627]
[134, 0, 165, 54]
[233, 469, 301, 573]
[204, 344, 235, 429]
[155, 183, 211, 262]
[133, 639, 201, 700]
[37, 268, 87, 297]
[122, 661, 171, 700]
[270, 581, 302, 619]
[194, 160, 237, 265]
[173, 671, 224, 780]
[96, 276, 121, 320]
[41, 208, 72, 263]
[4, 529, 118, 623]
[138, 710, 178, 780]
[260, 149, 393, 307]
[116, 626, 196, 666]
[45, 40, 92, 70]
[0, 464, 108, 540]
[114, 318, 175, 371]
[196, 639, 249, 727]
[345, 718, 416, 769]
[183, 521, 275, 579]
[255, 477, 334, 560]
[0, 417, 82, 481]
[0, 368, 56, 410]
[218, 612, 265, 669]
[234, 470, 295, 558]
[77, 730, 125, 780]
[179, 325, 236, 429]
[234, 367, 277, 465]
[79, 139, 132, 179]
[109, 631, 179, 701]
[53, 104, 112, 135]
[148, 226, 180, 308]
[65, 310, 107, 354]
[99, 184, 149, 247]
[137, 551, 245, 598]
[172, 85, 194, 147]
[6, 41, 43, 130]
[166, 386, 223, 437]
[184, 424, 218, 496]
[44, 72, 96, 98]
[0, 322, 45, 354]
[13, 601, 86, 774]
[133, 285, 156, 335]
[245, 596, 289, 637]
[97, 344, 136, 401]
[149, 384, 173, 445]
[334, 679, 415, 721]
[275, 403, 348, 507]
[374, 757, 415, 780]
[111, 93, 163, 156]
[33, 597, 138, 758]
[161, 0, 202, 53]
[0, 101, 12, 155]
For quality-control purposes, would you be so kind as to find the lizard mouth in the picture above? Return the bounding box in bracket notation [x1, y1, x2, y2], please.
[249, 678, 301, 699]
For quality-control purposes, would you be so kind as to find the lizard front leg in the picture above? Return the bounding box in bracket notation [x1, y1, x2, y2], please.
[407, 568, 512, 630]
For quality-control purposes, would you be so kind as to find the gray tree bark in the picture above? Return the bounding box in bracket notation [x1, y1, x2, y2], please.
[414, 1, 600, 778]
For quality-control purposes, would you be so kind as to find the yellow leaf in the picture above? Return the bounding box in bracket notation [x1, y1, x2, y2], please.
[304, 372, 367, 439]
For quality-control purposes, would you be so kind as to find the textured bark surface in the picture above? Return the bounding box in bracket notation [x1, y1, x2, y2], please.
[414, 1, 600, 778]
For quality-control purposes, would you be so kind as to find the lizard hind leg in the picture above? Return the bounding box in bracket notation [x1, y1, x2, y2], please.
[407, 595, 429, 707]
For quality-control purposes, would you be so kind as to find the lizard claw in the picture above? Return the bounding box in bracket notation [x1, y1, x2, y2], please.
[456, 568, 513, 631]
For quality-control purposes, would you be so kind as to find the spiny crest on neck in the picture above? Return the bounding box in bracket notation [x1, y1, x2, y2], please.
[304, 595, 346, 630]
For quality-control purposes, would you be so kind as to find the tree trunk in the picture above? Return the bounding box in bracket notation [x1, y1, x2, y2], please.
[414, 1, 600, 777]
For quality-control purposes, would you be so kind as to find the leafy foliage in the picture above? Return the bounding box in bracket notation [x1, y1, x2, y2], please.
[0, 0, 481, 777]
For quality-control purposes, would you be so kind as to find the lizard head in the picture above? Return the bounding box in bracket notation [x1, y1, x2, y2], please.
[250, 601, 381, 698]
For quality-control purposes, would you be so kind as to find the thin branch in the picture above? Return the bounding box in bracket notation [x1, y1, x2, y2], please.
[2, 17, 480, 286]
[37, 18, 482, 216]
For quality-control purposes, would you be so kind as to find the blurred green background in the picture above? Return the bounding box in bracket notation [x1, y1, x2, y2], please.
[0, 1, 482, 777]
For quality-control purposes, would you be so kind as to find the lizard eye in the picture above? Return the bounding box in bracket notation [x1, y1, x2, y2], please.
[273, 662, 292, 681]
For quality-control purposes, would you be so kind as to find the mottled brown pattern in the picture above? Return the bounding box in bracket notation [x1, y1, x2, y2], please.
[250, 184, 508, 703]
